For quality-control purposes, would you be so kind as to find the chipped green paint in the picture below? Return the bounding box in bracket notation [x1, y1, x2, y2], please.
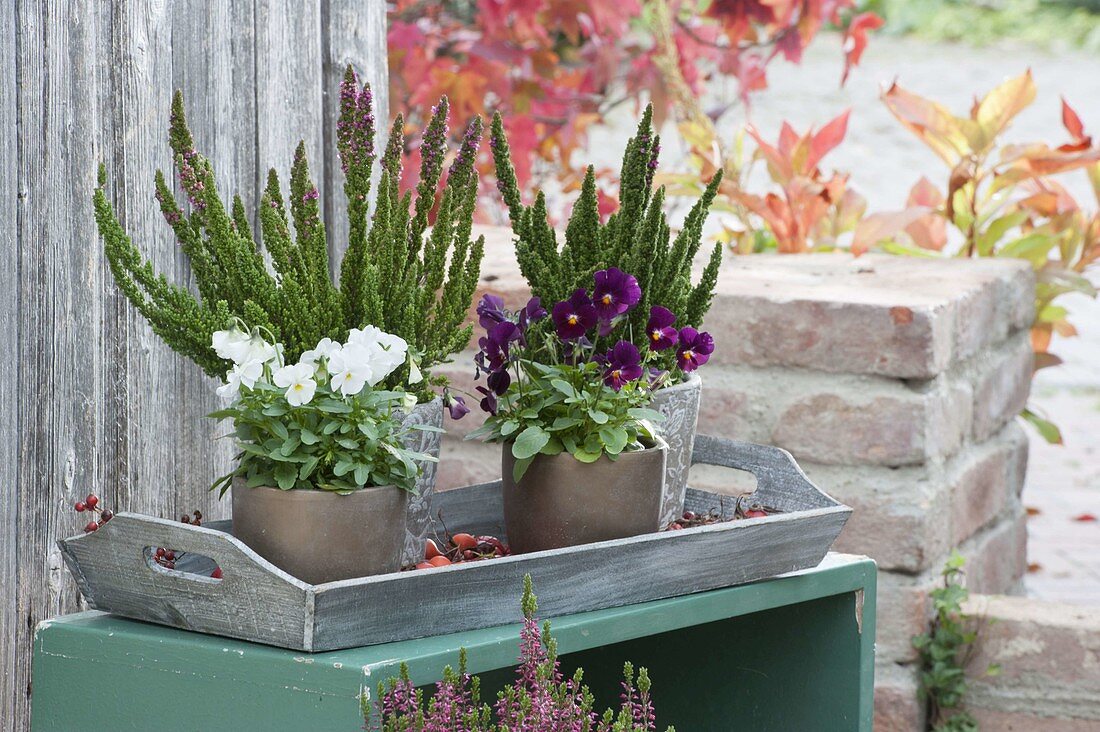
[31, 554, 876, 730]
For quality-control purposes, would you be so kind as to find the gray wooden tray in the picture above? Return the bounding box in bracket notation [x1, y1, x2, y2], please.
[58, 435, 851, 652]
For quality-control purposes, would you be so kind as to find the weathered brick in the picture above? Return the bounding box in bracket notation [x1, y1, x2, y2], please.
[874, 664, 926, 732]
[803, 462, 949, 573]
[875, 571, 936, 664]
[962, 506, 1028, 594]
[969, 332, 1033, 441]
[961, 595, 1100, 725]
[949, 422, 1028, 545]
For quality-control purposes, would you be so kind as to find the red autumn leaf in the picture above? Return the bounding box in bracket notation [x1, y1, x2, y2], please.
[841, 12, 883, 85]
[1061, 97, 1089, 144]
[806, 109, 851, 173]
[1073, 513, 1098, 523]
[852, 207, 934, 255]
[904, 177, 947, 250]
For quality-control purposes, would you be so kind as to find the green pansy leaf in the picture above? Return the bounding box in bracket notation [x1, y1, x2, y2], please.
[512, 425, 551, 460]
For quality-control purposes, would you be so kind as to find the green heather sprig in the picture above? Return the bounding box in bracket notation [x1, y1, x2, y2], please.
[490, 105, 723, 354]
[94, 66, 484, 394]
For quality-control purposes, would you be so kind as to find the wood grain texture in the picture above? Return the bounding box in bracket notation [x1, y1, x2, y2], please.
[2, 2, 389, 726]
[59, 436, 851, 652]
[0, 0, 18, 723]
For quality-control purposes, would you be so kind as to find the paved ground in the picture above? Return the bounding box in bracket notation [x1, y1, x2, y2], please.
[579, 34, 1100, 604]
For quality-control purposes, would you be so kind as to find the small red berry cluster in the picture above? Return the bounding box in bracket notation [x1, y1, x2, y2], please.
[666, 500, 778, 531]
[74, 494, 113, 533]
[410, 532, 510, 570]
[153, 512, 202, 570]
[153, 511, 223, 579]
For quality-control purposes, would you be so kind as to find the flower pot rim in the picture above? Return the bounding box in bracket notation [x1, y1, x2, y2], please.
[231, 479, 401, 497]
[656, 371, 701, 394]
[503, 433, 668, 465]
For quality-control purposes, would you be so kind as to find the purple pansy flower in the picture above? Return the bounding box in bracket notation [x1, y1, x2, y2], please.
[646, 306, 678, 351]
[676, 327, 715, 372]
[444, 393, 470, 420]
[476, 294, 508, 330]
[518, 297, 546, 330]
[592, 268, 641, 320]
[551, 289, 597, 340]
[487, 368, 511, 396]
[602, 341, 643, 391]
[476, 385, 498, 415]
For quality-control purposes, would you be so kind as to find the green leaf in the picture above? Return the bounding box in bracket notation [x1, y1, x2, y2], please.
[572, 449, 602, 463]
[500, 420, 521, 437]
[300, 428, 320, 445]
[298, 456, 320, 480]
[599, 426, 628, 455]
[1021, 408, 1063, 444]
[550, 378, 577, 397]
[588, 409, 609, 424]
[512, 454, 535, 483]
[512, 425, 551, 460]
[273, 463, 297, 490]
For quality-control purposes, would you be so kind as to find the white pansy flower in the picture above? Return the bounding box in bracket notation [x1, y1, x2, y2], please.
[272, 363, 317, 406]
[300, 337, 341, 367]
[327, 343, 374, 396]
[216, 359, 264, 399]
[212, 328, 252, 362]
[401, 392, 418, 412]
[213, 327, 278, 366]
[349, 326, 408, 385]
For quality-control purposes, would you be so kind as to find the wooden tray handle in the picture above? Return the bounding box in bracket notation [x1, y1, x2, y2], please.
[690, 434, 837, 510]
[59, 512, 308, 591]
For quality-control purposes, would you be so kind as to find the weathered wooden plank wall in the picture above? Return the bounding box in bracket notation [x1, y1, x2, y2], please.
[1, 2, 387, 728]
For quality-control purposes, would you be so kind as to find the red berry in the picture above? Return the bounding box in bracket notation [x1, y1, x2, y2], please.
[415, 561, 433, 570]
[85, 494, 98, 509]
[452, 533, 477, 551]
[100, 509, 114, 522]
[669, 522, 683, 530]
[425, 539, 442, 560]
[428, 555, 452, 567]
[744, 508, 768, 518]
[74, 501, 86, 512]
[180, 515, 191, 524]
[682, 511, 696, 521]
[462, 550, 477, 561]
[165, 561, 175, 570]
[211, 568, 223, 579]
[164, 550, 176, 561]
[155, 547, 166, 558]
[84, 521, 99, 533]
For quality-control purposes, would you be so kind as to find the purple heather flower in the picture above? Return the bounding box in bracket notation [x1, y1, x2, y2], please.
[646, 306, 678, 351]
[476, 385, 498, 415]
[477, 293, 508, 329]
[603, 341, 643, 392]
[445, 393, 470, 420]
[592, 268, 641, 320]
[676, 327, 715, 372]
[551, 289, 597, 340]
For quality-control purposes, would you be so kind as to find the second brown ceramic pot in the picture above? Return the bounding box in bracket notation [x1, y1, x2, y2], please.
[502, 437, 668, 554]
[232, 480, 408, 584]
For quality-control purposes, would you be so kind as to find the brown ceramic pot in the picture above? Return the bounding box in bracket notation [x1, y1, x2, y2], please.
[502, 437, 668, 554]
[232, 480, 408, 584]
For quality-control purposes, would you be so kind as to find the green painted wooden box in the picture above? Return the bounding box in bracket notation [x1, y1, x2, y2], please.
[31, 553, 876, 731]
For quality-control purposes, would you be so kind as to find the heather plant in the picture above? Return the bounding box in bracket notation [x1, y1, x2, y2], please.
[490, 106, 723, 359]
[365, 575, 673, 732]
[466, 269, 714, 481]
[93, 66, 484, 395]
